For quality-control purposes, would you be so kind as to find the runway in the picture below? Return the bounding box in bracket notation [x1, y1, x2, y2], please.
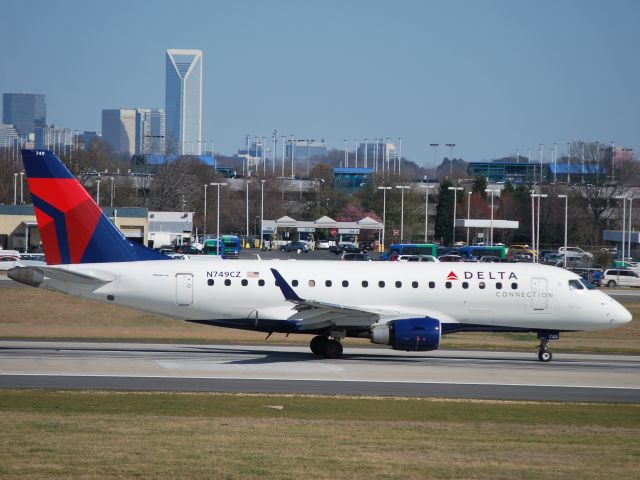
[1, 341, 638, 402]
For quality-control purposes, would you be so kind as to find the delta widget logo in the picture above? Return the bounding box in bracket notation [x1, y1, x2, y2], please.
[446, 271, 458, 281]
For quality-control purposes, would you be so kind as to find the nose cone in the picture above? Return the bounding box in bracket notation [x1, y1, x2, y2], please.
[608, 301, 633, 326]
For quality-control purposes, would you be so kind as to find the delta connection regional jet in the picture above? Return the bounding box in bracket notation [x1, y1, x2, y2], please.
[9, 150, 632, 362]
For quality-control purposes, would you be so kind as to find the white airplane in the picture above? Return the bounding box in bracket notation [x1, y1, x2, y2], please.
[9, 150, 633, 362]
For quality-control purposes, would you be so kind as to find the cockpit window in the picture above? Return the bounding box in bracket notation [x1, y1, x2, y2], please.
[579, 278, 596, 290]
[568, 279, 584, 290]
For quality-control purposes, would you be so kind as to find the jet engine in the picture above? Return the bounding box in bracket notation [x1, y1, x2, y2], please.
[371, 318, 441, 351]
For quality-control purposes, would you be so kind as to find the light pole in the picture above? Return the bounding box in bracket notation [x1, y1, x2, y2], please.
[354, 138, 358, 168]
[530, 193, 547, 262]
[245, 180, 250, 238]
[448, 186, 463, 245]
[628, 197, 634, 261]
[378, 187, 392, 252]
[343, 139, 348, 168]
[615, 196, 626, 263]
[485, 189, 499, 246]
[19, 171, 24, 204]
[211, 182, 227, 255]
[364, 138, 368, 168]
[395, 185, 410, 243]
[260, 180, 266, 250]
[281, 135, 286, 177]
[538, 144, 544, 184]
[611, 141, 616, 182]
[398, 137, 403, 175]
[552, 143, 557, 183]
[290, 135, 295, 176]
[446, 144, 456, 175]
[96, 179, 101, 205]
[430, 143, 439, 177]
[558, 195, 568, 268]
[203, 184, 209, 236]
[13, 173, 17, 205]
[566, 142, 571, 185]
[466, 190, 472, 245]
[420, 185, 434, 243]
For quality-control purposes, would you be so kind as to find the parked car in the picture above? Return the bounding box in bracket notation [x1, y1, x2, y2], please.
[341, 253, 373, 261]
[602, 268, 640, 288]
[438, 254, 463, 262]
[559, 246, 594, 260]
[331, 243, 362, 255]
[479, 256, 511, 263]
[315, 239, 335, 250]
[406, 255, 439, 262]
[176, 245, 201, 255]
[280, 241, 309, 253]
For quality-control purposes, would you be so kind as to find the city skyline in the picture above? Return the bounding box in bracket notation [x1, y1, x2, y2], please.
[1, 0, 639, 164]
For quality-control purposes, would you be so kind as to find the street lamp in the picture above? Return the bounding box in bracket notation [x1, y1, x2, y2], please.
[13, 173, 17, 205]
[448, 186, 463, 245]
[429, 143, 439, 177]
[420, 184, 434, 243]
[378, 187, 392, 252]
[530, 193, 548, 263]
[96, 179, 101, 205]
[210, 182, 227, 255]
[203, 184, 209, 236]
[110, 177, 115, 207]
[558, 195, 568, 268]
[615, 196, 626, 263]
[398, 137, 403, 175]
[260, 180, 266, 250]
[611, 141, 616, 182]
[343, 139, 348, 168]
[446, 144, 456, 175]
[395, 185, 410, 243]
[466, 190, 472, 246]
[628, 197, 634, 260]
[354, 138, 358, 168]
[566, 142, 571, 185]
[245, 180, 250, 238]
[19, 171, 24, 204]
[485, 189, 499, 246]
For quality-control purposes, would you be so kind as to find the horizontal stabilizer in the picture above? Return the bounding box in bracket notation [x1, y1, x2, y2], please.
[9, 266, 113, 287]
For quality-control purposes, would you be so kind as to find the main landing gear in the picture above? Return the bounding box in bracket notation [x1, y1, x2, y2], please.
[537, 332, 559, 362]
[310, 334, 344, 359]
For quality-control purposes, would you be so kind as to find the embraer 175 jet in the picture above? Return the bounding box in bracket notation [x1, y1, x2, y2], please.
[9, 150, 632, 362]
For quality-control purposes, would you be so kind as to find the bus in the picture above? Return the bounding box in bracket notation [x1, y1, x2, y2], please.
[203, 235, 242, 258]
[380, 244, 437, 261]
[459, 245, 507, 260]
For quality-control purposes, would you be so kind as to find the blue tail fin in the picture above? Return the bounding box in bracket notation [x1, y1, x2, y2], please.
[22, 149, 171, 265]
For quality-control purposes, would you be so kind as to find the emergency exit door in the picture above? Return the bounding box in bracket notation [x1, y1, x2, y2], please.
[175, 274, 193, 306]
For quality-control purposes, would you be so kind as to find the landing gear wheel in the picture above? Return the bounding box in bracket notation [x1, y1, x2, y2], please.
[538, 350, 552, 362]
[310, 336, 328, 355]
[323, 339, 343, 359]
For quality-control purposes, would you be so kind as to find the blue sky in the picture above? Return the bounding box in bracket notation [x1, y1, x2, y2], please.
[2, 0, 638, 165]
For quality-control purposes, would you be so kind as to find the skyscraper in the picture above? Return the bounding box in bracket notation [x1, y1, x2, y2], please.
[101, 109, 136, 157]
[165, 49, 203, 155]
[2, 93, 46, 137]
[135, 109, 165, 154]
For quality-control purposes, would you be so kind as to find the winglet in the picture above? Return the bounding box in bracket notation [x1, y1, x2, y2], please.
[270, 268, 303, 302]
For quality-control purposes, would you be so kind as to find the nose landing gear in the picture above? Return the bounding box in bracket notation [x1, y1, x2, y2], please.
[537, 332, 559, 362]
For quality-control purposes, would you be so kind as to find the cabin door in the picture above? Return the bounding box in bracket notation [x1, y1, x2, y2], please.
[175, 273, 193, 306]
[531, 278, 548, 311]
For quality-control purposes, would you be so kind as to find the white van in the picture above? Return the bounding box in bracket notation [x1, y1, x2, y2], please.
[602, 269, 640, 288]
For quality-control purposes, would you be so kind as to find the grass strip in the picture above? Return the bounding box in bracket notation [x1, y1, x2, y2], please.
[0, 391, 638, 479]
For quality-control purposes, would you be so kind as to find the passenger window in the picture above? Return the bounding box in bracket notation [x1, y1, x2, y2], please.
[378, 281, 385, 288]
[224, 279, 231, 286]
[479, 282, 485, 289]
[258, 279, 265, 286]
[395, 281, 402, 288]
[362, 280, 368, 288]
[207, 279, 214, 286]
[428, 281, 435, 289]
[462, 282, 469, 289]
[412, 281, 418, 288]
[325, 280, 332, 287]
[342, 280, 349, 287]
[568, 279, 584, 290]
[496, 282, 502, 290]
[309, 280, 315, 287]
[511, 282, 518, 289]
[241, 279, 248, 286]
[292, 280, 299, 287]
[445, 282, 452, 289]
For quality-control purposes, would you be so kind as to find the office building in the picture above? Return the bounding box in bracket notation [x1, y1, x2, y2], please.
[102, 109, 136, 157]
[2, 93, 46, 137]
[135, 109, 165, 154]
[165, 49, 203, 155]
[285, 139, 327, 162]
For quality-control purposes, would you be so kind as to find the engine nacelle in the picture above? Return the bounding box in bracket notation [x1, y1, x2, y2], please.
[371, 318, 441, 351]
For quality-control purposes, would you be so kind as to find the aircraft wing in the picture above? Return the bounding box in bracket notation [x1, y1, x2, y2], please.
[269, 268, 433, 331]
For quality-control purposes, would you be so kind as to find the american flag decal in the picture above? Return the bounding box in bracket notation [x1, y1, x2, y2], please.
[247, 271, 260, 278]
